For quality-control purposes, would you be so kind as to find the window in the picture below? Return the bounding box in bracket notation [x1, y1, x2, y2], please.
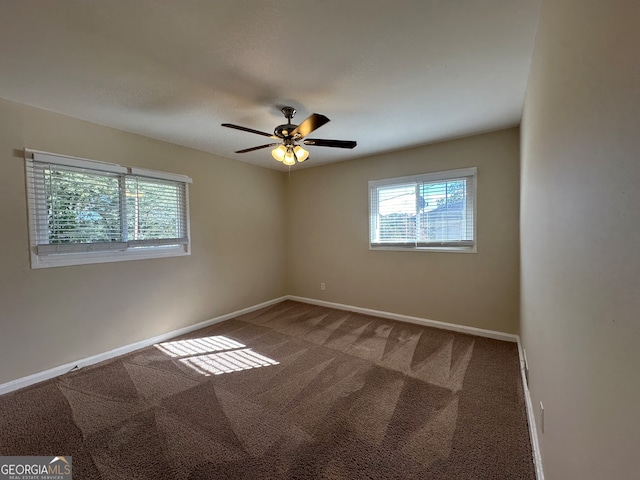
[25, 150, 192, 268]
[369, 167, 477, 252]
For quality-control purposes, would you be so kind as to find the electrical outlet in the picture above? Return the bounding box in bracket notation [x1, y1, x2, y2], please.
[540, 401, 544, 433]
[320, 282, 326, 291]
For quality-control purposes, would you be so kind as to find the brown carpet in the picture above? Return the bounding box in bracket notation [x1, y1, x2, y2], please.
[0, 300, 535, 479]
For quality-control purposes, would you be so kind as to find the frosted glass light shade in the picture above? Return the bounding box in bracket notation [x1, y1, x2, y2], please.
[294, 146, 309, 162]
[283, 148, 296, 166]
[271, 145, 286, 162]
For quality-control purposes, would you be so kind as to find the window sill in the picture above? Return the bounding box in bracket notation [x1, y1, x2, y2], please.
[30, 246, 190, 269]
[369, 245, 477, 254]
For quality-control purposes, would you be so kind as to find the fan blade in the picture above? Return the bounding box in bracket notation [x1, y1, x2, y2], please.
[235, 143, 280, 154]
[222, 123, 277, 138]
[290, 114, 330, 139]
[303, 138, 357, 149]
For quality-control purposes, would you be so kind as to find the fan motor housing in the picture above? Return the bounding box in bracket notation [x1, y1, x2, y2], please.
[274, 123, 298, 139]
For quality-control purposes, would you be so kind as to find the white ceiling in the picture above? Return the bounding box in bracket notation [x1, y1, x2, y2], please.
[0, 0, 540, 170]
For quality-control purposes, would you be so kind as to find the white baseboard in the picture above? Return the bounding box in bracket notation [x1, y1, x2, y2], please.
[0, 296, 287, 396]
[517, 342, 545, 480]
[286, 295, 519, 342]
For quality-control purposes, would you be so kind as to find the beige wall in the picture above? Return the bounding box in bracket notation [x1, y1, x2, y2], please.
[0, 98, 287, 385]
[521, 1, 640, 478]
[287, 128, 520, 334]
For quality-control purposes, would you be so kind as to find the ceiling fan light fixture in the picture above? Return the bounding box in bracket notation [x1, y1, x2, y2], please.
[294, 146, 309, 162]
[271, 144, 286, 162]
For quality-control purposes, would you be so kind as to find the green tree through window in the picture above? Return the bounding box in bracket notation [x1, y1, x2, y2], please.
[26, 151, 191, 268]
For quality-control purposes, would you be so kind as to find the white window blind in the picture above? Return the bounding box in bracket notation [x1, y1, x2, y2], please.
[25, 151, 192, 267]
[124, 176, 188, 247]
[369, 167, 476, 251]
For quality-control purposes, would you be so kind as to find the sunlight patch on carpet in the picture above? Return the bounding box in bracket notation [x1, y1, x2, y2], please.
[155, 336, 279, 376]
[180, 349, 279, 376]
[155, 335, 246, 357]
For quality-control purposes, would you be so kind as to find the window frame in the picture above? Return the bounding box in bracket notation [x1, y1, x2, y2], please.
[368, 167, 477, 253]
[24, 149, 192, 269]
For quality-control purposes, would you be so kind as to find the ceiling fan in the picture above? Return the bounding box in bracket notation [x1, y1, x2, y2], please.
[222, 106, 357, 166]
